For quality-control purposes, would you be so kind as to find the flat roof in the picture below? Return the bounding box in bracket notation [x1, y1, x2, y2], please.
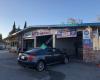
[4, 22, 100, 40]
[28, 22, 100, 28]
[78, 22, 100, 26]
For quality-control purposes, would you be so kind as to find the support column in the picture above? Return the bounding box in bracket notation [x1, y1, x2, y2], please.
[21, 34, 24, 52]
[53, 34, 56, 48]
[34, 37, 36, 48]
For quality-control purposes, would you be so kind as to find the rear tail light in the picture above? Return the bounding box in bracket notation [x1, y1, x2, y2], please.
[28, 54, 36, 62]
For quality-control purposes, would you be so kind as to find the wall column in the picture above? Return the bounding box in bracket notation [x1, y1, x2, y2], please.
[83, 26, 94, 62]
[53, 34, 56, 48]
[34, 37, 36, 48]
[21, 34, 24, 51]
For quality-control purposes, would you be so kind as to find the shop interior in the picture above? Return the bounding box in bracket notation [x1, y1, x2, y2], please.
[23, 39, 34, 51]
[36, 35, 53, 48]
[55, 31, 83, 60]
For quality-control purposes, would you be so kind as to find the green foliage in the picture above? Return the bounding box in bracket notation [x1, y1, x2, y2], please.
[0, 34, 2, 40]
[9, 21, 16, 35]
[24, 21, 27, 28]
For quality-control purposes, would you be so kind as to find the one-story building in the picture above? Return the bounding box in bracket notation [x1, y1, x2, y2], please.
[4, 23, 100, 63]
[0, 40, 5, 50]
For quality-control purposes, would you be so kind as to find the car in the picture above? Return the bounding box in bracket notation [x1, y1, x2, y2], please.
[0, 45, 5, 50]
[17, 48, 68, 71]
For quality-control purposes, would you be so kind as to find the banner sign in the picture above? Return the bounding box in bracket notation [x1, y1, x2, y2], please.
[92, 29, 99, 38]
[32, 29, 51, 37]
[23, 28, 77, 39]
[83, 28, 93, 49]
[23, 31, 33, 39]
[83, 30, 90, 39]
[57, 28, 77, 38]
[23, 29, 52, 39]
[83, 39, 93, 48]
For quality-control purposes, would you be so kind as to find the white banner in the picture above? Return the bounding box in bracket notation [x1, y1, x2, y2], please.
[23, 31, 33, 39]
[32, 29, 51, 36]
[83, 30, 90, 39]
[57, 29, 77, 38]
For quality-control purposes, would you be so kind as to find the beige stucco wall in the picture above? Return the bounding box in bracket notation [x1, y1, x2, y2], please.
[83, 27, 100, 63]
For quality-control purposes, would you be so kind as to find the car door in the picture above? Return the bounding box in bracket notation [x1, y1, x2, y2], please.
[45, 48, 55, 64]
[53, 49, 64, 63]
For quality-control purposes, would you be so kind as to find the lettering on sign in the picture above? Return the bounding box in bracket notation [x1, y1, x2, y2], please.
[83, 30, 90, 39]
[57, 29, 77, 38]
[32, 30, 51, 36]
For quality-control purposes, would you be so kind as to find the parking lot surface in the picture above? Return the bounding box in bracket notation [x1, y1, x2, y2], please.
[0, 50, 100, 80]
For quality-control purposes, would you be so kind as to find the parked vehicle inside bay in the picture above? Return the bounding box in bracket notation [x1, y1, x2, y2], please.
[17, 48, 68, 71]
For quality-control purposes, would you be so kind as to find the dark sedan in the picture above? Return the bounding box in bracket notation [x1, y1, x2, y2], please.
[17, 48, 68, 71]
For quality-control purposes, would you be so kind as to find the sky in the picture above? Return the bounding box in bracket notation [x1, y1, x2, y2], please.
[0, 0, 100, 38]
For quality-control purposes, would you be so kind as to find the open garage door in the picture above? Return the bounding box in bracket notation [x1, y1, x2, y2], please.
[55, 31, 83, 60]
[23, 39, 34, 51]
[36, 35, 53, 48]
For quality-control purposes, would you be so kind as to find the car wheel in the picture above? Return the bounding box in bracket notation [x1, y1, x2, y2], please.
[36, 61, 45, 72]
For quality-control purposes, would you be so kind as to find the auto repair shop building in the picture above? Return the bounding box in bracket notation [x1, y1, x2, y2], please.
[4, 23, 100, 63]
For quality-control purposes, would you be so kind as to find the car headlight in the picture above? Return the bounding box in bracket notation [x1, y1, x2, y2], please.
[19, 53, 22, 56]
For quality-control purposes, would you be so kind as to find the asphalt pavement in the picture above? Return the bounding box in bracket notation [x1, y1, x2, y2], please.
[0, 50, 65, 80]
[0, 50, 100, 80]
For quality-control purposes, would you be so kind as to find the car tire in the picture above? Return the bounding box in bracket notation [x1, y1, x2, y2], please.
[36, 61, 45, 72]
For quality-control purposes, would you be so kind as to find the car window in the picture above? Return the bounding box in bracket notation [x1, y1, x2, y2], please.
[44, 48, 61, 54]
[24, 48, 43, 55]
[45, 48, 53, 55]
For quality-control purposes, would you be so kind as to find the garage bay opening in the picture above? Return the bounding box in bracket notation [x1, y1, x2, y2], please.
[55, 31, 83, 61]
[36, 35, 53, 48]
[23, 39, 34, 51]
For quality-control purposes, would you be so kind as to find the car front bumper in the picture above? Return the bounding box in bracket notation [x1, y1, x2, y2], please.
[18, 60, 37, 68]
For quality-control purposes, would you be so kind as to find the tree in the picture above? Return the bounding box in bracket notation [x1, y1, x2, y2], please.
[9, 21, 16, 35]
[67, 18, 76, 24]
[67, 18, 83, 24]
[13, 21, 16, 32]
[17, 26, 21, 31]
[24, 21, 27, 29]
[0, 34, 2, 40]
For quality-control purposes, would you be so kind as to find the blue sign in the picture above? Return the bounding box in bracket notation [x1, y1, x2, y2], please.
[83, 39, 93, 48]
[83, 30, 90, 39]
[84, 30, 89, 35]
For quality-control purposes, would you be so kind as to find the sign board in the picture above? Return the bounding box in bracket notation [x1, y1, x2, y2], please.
[57, 28, 77, 38]
[83, 28, 93, 49]
[70, 30, 77, 37]
[23, 29, 52, 39]
[23, 31, 33, 39]
[83, 30, 90, 39]
[83, 39, 93, 48]
[92, 30, 98, 38]
[50, 29, 58, 34]
[32, 29, 51, 36]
